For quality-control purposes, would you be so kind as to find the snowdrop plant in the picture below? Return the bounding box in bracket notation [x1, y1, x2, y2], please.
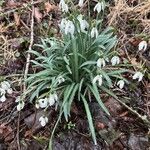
[25, 0, 141, 148]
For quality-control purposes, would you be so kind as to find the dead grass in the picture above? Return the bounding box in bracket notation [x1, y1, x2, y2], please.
[108, 0, 150, 34]
[0, 35, 17, 65]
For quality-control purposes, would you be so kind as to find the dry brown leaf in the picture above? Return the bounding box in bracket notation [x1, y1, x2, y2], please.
[14, 12, 20, 26]
[34, 7, 43, 23]
[0, 23, 7, 33]
[130, 57, 142, 68]
[7, 0, 20, 8]
[45, 2, 57, 13]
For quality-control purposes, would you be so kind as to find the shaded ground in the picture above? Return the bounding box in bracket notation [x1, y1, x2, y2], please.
[0, 0, 150, 149]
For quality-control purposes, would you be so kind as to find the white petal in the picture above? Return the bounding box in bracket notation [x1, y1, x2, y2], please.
[65, 20, 75, 35]
[7, 88, 13, 94]
[1, 81, 11, 91]
[92, 75, 99, 84]
[93, 75, 102, 86]
[138, 41, 147, 51]
[48, 94, 55, 106]
[17, 101, 25, 111]
[59, 18, 67, 31]
[98, 75, 103, 86]
[78, 0, 84, 7]
[45, 117, 48, 123]
[15, 96, 20, 102]
[0, 95, 6, 102]
[94, 2, 101, 13]
[91, 27, 98, 38]
[0, 88, 6, 95]
[35, 103, 40, 109]
[117, 80, 124, 89]
[38, 98, 48, 108]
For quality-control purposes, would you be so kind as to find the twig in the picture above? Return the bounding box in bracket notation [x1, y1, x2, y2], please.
[16, 112, 21, 150]
[23, 1, 34, 92]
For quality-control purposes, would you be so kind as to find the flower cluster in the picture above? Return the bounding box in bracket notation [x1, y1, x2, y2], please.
[36, 92, 58, 109]
[93, 55, 144, 89]
[0, 81, 13, 102]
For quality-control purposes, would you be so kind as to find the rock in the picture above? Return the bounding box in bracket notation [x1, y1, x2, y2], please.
[128, 133, 149, 150]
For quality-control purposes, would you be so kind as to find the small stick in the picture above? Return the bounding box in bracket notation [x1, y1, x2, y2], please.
[23, 1, 34, 92]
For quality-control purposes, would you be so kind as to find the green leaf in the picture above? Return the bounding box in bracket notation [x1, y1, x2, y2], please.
[81, 95, 97, 145]
[88, 84, 110, 115]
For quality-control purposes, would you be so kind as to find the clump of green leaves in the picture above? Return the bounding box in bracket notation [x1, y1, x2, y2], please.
[26, 0, 128, 147]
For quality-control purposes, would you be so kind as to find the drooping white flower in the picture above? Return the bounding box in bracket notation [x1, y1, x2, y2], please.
[65, 20, 75, 36]
[17, 101, 25, 111]
[59, 0, 68, 12]
[38, 98, 48, 108]
[78, 0, 84, 7]
[111, 56, 120, 66]
[132, 72, 144, 82]
[39, 116, 48, 127]
[57, 76, 65, 84]
[0, 95, 6, 102]
[97, 58, 106, 68]
[117, 80, 125, 89]
[91, 27, 98, 38]
[0, 88, 6, 102]
[1, 81, 10, 90]
[93, 75, 103, 86]
[48, 93, 58, 106]
[0, 81, 13, 94]
[94, 1, 105, 13]
[138, 41, 147, 51]
[59, 18, 67, 31]
[77, 15, 89, 33]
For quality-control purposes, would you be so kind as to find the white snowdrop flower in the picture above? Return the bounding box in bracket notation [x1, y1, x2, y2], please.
[94, 1, 105, 13]
[15, 96, 20, 102]
[48, 93, 58, 106]
[117, 80, 125, 89]
[38, 98, 48, 108]
[0, 81, 13, 94]
[59, 0, 68, 13]
[77, 15, 89, 33]
[1, 81, 10, 90]
[138, 41, 147, 51]
[93, 75, 103, 86]
[65, 20, 75, 36]
[39, 116, 48, 127]
[59, 18, 67, 31]
[78, 0, 84, 7]
[58, 76, 65, 84]
[97, 58, 106, 68]
[111, 56, 120, 66]
[0, 88, 6, 102]
[17, 101, 25, 111]
[0, 95, 6, 102]
[91, 27, 98, 38]
[132, 72, 144, 82]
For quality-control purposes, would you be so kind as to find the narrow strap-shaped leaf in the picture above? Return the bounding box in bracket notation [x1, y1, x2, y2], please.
[88, 84, 110, 115]
[81, 95, 97, 145]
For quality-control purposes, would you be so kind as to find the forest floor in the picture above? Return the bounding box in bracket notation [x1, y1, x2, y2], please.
[0, 0, 150, 150]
